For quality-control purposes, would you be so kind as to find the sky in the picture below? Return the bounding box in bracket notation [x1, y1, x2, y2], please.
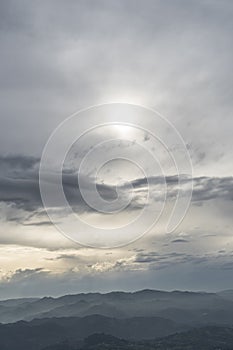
[0, 0, 233, 298]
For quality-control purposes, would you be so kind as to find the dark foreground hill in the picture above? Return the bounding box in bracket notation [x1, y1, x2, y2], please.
[0, 315, 184, 350]
[43, 327, 233, 350]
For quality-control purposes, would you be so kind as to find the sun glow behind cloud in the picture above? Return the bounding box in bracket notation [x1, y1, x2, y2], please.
[0, 0, 232, 297]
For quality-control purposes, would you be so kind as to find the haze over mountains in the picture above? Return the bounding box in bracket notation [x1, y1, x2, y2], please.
[1, 289, 233, 325]
[1, 289, 233, 349]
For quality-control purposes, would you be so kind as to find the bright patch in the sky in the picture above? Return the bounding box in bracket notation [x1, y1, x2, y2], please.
[113, 124, 135, 138]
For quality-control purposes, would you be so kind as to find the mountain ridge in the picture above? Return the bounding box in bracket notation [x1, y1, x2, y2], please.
[0, 289, 232, 324]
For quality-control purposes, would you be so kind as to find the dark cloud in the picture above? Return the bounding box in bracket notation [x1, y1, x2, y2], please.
[134, 250, 224, 272]
[171, 239, 189, 243]
[0, 155, 39, 171]
[192, 177, 233, 202]
[0, 154, 232, 224]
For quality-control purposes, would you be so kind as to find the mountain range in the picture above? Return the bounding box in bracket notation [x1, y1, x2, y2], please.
[1, 289, 233, 325]
[0, 289, 233, 349]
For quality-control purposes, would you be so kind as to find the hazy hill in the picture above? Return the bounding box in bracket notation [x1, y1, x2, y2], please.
[1, 289, 233, 325]
[217, 289, 233, 302]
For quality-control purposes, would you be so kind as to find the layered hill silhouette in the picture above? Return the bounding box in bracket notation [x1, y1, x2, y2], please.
[0, 289, 233, 349]
[1, 289, 233, 325]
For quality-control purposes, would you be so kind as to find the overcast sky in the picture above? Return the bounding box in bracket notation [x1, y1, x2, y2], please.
[0, 0, 233, 298]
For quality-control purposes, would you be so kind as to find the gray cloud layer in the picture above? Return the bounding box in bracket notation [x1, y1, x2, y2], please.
[0, 154, 232, 223]
[0, 0, 232, 177]
[0, 0, 233, 296]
